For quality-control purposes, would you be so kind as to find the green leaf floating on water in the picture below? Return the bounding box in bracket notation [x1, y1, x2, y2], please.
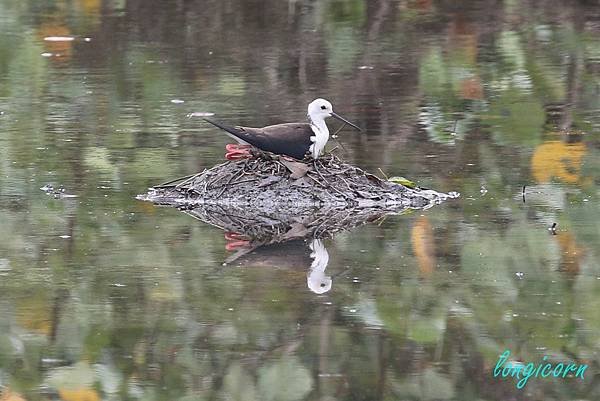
[388, 176, 417, 189]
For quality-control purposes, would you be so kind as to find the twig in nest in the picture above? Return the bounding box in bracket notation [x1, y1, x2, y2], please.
[332, 122, 347, 138]
[310, 162, 351, 200]
[215, 169, 248, 199]
[338, 175, 353, 192]
[154, 173, 199, 189]
[329, 122, 348, 154]
[377, 168, 389, 180]
[304, 172, 327, 189]
[332, 141, 347, 154]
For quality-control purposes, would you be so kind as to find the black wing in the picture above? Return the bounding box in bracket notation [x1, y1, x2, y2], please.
[204, 119, 313, 160]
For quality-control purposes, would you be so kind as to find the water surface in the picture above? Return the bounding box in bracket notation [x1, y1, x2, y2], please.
[1, 1, 600, 400]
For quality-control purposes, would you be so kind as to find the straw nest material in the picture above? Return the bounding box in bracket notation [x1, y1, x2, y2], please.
[138, 151, 457, 210]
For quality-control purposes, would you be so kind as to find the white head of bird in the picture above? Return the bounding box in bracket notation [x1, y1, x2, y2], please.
[306, 98, 360, 159]
[307, 98, 334, 121]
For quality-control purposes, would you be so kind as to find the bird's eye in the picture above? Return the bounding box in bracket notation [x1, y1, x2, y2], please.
[320, 105, 326, 110]
[320, 283, 326, 287]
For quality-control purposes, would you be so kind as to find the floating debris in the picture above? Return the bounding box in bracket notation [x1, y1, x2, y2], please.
[40, 184, 57, 193]
[41, 358, 67, 367]
[40, 184, 78, 199]
[388, 176, 417, 189]
[171, 99, 185, 104]
[187, 112, 215, 118]
[43, 36, 75, 42]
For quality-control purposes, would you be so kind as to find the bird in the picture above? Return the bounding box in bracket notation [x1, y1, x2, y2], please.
[203, 98, 360, 160]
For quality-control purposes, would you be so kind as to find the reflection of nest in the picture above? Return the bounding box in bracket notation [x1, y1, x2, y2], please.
[181, 202, 398, 243]
[140, 153, 453, 211]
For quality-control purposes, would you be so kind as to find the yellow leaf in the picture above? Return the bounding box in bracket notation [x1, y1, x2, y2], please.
[58, 388, 100, 401]
[411, 216, 436, 277]
[531, 141, 586, 184]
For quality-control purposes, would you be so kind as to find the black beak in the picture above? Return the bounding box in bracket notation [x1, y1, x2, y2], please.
[331, 112, 361, 131]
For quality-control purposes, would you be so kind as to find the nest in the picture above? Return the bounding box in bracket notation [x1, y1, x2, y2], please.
[137, 152, 459, 246]
[139, 152, 455, 210]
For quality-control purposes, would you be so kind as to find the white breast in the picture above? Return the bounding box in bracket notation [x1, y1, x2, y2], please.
[308, 123, 329, 159]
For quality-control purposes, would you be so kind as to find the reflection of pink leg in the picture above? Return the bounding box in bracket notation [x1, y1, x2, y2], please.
[225, 144, 252, 160]
[225, 240, 251, 251]
[224, 232, 250, 250]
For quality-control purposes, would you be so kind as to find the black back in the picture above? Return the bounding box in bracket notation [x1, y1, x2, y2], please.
[205, 119, 314, 160]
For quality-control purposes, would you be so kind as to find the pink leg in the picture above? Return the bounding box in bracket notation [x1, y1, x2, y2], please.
[225, 144, 253, 160]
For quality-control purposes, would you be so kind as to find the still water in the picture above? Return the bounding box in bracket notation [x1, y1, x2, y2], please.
[1, 0, 600, 400]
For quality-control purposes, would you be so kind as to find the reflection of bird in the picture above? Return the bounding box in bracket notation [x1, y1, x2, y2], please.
[204, 98, 360, 160]
[307, 239, 332, 294]
[224, 238, 312, 267]
[223, 236, 334, 294]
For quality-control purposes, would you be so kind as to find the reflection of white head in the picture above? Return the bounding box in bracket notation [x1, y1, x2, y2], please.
[307, 239, 331, 294]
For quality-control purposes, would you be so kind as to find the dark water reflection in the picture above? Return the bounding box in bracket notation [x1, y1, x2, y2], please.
[1, 0, 600, 400]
